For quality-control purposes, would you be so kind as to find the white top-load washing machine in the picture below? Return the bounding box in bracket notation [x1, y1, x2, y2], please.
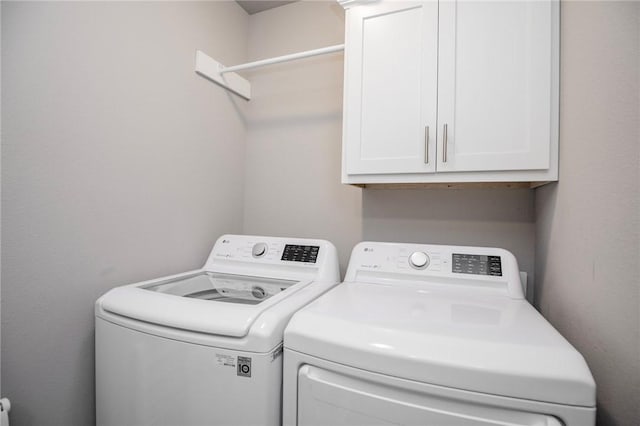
[283, 242, 596, 426]
[95, 234, 339, 426]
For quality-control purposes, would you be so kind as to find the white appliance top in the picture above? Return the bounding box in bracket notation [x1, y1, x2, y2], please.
[97, 234, 340, 351]
[285, 242, 596, 407]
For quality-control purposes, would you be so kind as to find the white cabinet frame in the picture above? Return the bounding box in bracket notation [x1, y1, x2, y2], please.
[340, 0, 560, 187]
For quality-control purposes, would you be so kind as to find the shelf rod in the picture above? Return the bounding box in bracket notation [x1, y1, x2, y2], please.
[220, 44, 345, 74]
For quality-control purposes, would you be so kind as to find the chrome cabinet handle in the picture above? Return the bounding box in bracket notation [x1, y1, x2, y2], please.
[424, 126, 429, 164]
[443, 123, 448, 163]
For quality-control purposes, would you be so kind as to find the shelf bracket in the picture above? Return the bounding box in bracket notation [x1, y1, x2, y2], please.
[195, 50, 251, 100]
[195, 44, 345, 101]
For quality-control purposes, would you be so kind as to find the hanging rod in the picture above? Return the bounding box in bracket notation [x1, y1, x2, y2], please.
[195, 44, 345, 101]
[220, 44, 345, 74]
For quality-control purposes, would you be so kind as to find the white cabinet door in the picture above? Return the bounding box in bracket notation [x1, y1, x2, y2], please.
[343, 1, 438, 176]
[436, 0, 557, 173]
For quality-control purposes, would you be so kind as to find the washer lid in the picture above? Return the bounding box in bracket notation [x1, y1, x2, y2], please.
[145, 272, 295, 305]
[101, 272, 299, 338]
[285, 281, 596, 407]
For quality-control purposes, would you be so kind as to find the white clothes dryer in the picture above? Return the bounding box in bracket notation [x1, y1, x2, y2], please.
[283, 242, 596, 426]
[96, 234, 339, 426]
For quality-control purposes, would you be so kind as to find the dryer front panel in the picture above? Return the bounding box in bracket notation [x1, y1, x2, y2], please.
[297, 366, 559, 426]
[282, 350, 595, 426]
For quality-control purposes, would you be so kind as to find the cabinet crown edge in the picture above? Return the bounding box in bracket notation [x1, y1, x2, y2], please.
[337, 0, 379, 9]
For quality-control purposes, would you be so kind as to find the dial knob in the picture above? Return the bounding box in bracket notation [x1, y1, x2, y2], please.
[252, 242, 268, 258]
[409, 251, 430, 269]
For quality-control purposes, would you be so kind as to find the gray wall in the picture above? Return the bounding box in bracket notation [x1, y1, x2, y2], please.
[1, 2, 248, 425]
[535, 2, 640, 425]
[0, 0, 3, 400]
[242, 1, 362, 272]
[242, 1, 536, 287]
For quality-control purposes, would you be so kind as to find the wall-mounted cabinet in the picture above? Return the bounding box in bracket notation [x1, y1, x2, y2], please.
[339, 0, 559, 187]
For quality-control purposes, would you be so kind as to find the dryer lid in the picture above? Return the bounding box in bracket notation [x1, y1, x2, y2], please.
[284, 281, 596, 407]
[100, 272, 299, 338]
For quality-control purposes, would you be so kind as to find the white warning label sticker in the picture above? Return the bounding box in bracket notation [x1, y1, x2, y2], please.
[270, 345, 283, 362]
[215, 354, 236, 368]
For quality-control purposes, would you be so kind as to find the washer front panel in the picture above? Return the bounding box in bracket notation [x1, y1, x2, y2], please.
[96, 318, 280, 426]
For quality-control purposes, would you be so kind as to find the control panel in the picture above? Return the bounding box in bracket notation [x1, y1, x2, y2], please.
[281, 245, 319, 263]
[452, 253, 502, 276]
[203, 234, 340, 285]
[206, 235, 326, 266]
[344, 242, 522, 298]
[352, 244, 445, 274]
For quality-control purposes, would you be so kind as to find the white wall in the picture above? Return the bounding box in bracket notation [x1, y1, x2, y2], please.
[535, 2, 640, 425]
[1, 2, 248, 425]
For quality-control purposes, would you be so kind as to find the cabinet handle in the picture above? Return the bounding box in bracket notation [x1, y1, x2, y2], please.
[443, 123, 448, 163]
[424, 126, 429, 164]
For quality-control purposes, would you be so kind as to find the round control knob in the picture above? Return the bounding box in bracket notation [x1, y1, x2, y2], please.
[251, 286, 266, 299]
[409, 251, 430, 269]
[252, 242, 268, 258]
